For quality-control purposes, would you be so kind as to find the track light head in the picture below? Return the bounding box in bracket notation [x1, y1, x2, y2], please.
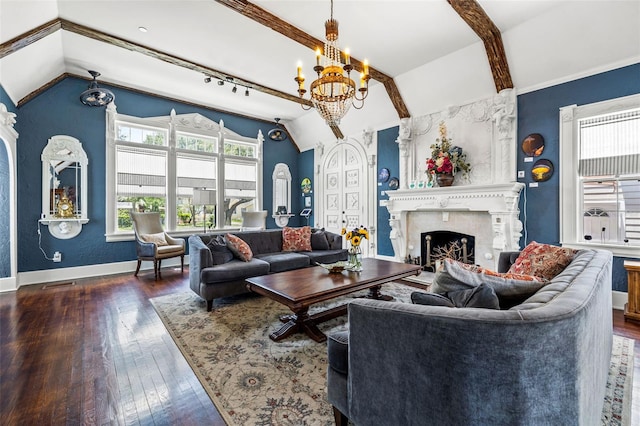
[218, 80, 224, 86]
[245, 88, 249, 97]
[204, 76, 212, 83]
[232, 85, 237, 94]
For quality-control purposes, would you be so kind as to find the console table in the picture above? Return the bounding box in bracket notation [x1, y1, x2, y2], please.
[624, 260, 640, 322]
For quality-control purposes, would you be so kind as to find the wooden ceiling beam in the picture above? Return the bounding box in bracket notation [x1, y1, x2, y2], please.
[0, 18, 61, 58]
[448, 0, 513, 92]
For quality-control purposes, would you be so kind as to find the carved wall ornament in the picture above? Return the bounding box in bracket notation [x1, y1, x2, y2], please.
[316, 141, 325, 157]
[0, 103, 17, 127]
[362, 129, 374, 147]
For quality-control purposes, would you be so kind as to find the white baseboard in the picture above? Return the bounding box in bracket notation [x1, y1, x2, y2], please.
[15, 256, 190, 288]
[612, 290, 628, 311]
[0, 276, 17, 292]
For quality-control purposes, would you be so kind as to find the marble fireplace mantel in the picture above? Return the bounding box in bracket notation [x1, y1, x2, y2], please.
[381, 182, 525, 266]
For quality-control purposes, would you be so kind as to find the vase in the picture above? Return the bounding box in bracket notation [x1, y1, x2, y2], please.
[436, 173, 455, 187]
[348, 246, 363, 272]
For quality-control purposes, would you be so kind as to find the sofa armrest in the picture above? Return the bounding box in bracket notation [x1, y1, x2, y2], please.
[188, 235, 213, 293]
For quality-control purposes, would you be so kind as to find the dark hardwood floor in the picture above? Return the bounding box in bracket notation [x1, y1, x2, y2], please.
[1, 267, 639, 425]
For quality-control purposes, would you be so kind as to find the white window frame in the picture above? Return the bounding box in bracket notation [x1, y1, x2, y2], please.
[559, 93, 640, 257]
[105, 106, 263, 241]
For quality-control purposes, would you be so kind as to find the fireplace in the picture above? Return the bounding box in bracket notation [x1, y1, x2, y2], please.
[421, 231, 475, 272]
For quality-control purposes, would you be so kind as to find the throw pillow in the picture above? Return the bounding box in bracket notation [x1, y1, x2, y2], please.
[431, 258, 547, 302]
[282, 226, 312, 252]
[140, 232, 168, 246]
[225, 233, 253, 262]
[207, 235, 234, 265]
[445, 284, 500, 309]
[508, 241, 578, 281]
[311, 229, 330, 251]
[411, 292, 455, 307]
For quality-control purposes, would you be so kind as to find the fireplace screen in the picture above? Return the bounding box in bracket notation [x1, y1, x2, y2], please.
[420, 231, 475, 272]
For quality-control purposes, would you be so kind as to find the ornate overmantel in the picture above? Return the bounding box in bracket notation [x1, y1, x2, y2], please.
[382, 182, 524, 266]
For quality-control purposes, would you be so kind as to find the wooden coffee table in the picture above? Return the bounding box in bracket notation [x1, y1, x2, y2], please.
[245, 258, 421, 342]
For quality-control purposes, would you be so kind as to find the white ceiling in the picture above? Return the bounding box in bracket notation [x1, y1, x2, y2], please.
[1, 0, 639, 151]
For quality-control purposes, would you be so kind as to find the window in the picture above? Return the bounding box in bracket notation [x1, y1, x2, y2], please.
[106, 111, 262, 241]
[559, 94, 640, 257]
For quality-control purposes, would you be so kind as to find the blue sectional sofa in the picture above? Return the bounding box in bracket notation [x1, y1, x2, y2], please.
[327, 249, 613, 426]
[189, 228, 347, 311]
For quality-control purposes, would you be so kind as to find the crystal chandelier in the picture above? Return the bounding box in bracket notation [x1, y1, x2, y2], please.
[295, 0, 370, 127]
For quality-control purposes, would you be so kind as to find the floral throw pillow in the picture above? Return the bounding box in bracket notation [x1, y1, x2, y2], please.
[225, 233, 253, 262]
[508, 241, 578, 281]
[282, 226, 312, 252]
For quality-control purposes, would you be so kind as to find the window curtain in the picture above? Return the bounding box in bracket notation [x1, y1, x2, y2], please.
[578, 109, 640, 177]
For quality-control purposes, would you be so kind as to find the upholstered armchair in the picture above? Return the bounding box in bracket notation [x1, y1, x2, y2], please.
[131, 212, 185, 279]
[240, 210, 267, 231]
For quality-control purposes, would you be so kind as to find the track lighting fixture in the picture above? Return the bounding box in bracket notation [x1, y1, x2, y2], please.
[203, 74, 252, 97]
[204, 76, 212, 83]
[218, 80, 224, 86]
[232, 85, 237, 94]
[245, 88, 249, 97]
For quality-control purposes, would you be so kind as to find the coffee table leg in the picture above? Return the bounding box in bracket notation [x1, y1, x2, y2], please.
[270, 308, 327, 343]
[366, 285, 394, 301]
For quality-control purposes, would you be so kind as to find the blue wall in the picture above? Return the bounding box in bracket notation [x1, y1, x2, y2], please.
[376, 126, 400, 256]
[0, 85, 16, 278]
[297, 150, 314, 227]
[14, 77, 301, 272]
[517, 63, 640, 291]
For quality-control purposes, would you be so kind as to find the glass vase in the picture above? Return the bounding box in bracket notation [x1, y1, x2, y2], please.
[348, 246, 363, 272]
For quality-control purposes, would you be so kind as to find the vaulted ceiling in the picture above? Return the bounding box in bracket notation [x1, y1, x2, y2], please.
[1, 0, 638, 150]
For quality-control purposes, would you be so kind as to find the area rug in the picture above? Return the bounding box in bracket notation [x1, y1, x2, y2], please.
[150, 284, 634, 425]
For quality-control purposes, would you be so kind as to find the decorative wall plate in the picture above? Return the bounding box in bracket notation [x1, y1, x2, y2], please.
[531, 159, 554, 182]
[522, 133, 545, 157]
[388, 177, 399, 190]
[378, 167, 390, 183]
[301, 177, 312, 193]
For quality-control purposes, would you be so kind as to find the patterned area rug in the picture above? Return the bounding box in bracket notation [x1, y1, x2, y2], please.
[150, 284, 634, 425]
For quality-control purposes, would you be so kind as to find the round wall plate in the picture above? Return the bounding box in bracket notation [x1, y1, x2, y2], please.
[388, 177, 399, 190]
[531, 159, 554, 182]
[521, 133, 545, 157]
[378, 167, 390, 183]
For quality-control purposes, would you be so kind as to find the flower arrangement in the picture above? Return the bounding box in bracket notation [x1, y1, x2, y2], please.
[341, 226, 369, 271]
[425, 121, 471, 184]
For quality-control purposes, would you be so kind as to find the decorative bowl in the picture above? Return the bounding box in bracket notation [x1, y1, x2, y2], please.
[316, 261, 349, 273]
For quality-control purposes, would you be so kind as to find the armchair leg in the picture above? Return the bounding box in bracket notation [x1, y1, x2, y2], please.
[206, 299, 213, 312]
[154, 260, 159, 280]
[180, 255, 184, 274]
[134, 260, 142, 277]
[332, 406, 348, 426]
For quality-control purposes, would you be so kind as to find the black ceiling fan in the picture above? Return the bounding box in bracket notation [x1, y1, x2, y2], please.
[267, 118, 288, 141]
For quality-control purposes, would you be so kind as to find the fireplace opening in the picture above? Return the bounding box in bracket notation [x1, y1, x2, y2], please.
[420, 231, 475, 272]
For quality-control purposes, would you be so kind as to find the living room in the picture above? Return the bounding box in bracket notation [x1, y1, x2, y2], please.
[1, 1, 639, 424]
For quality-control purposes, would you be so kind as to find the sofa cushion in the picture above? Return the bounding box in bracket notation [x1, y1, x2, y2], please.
[302, 249, 349, 264]
[226, 233, 253, 261]
[311, 229, 330, 250]
[200, 258, 270, 283]
[282, 226, 312, 252]
[140, 232, 168, 246]
[431, 259, 547, 305]
[328, 331, 350, 375]
[207, 235, 234, 265]
[254, 252, 310, 273]
[507, 241, 577, 280]
[235, 230, 284, 255]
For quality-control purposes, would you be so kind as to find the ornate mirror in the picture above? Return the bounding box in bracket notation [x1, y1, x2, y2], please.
[272, 163, 293, 227]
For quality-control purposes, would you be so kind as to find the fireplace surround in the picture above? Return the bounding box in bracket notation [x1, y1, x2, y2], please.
[382, 183, 524, 269]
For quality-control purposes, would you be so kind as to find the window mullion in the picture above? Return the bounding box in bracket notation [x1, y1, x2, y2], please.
[166, 123, 177, 231]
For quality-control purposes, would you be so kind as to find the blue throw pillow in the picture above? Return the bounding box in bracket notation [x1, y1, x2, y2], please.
[311, 229, 330, 250]
[411, 292, 455, 307]
[207, 235, 234, 265]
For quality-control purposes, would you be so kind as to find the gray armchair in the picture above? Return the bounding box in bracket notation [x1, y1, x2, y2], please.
[131, 212, 185, 279]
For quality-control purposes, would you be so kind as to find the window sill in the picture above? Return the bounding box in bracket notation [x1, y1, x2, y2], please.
[105, 228, 243, 243]
[561, 242, 640, 258]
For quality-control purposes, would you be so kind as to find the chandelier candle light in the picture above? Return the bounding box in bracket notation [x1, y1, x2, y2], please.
[295, 0, 370, 126]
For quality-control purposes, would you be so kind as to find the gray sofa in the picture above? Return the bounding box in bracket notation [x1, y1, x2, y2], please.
[327, 249, 613, 426]
[189, 228, 347, 311]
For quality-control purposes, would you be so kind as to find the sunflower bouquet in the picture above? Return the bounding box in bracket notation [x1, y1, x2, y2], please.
[341, 226, 369, 271]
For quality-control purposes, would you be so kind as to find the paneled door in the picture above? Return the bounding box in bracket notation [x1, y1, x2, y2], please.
[318, 142, 368, 254]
